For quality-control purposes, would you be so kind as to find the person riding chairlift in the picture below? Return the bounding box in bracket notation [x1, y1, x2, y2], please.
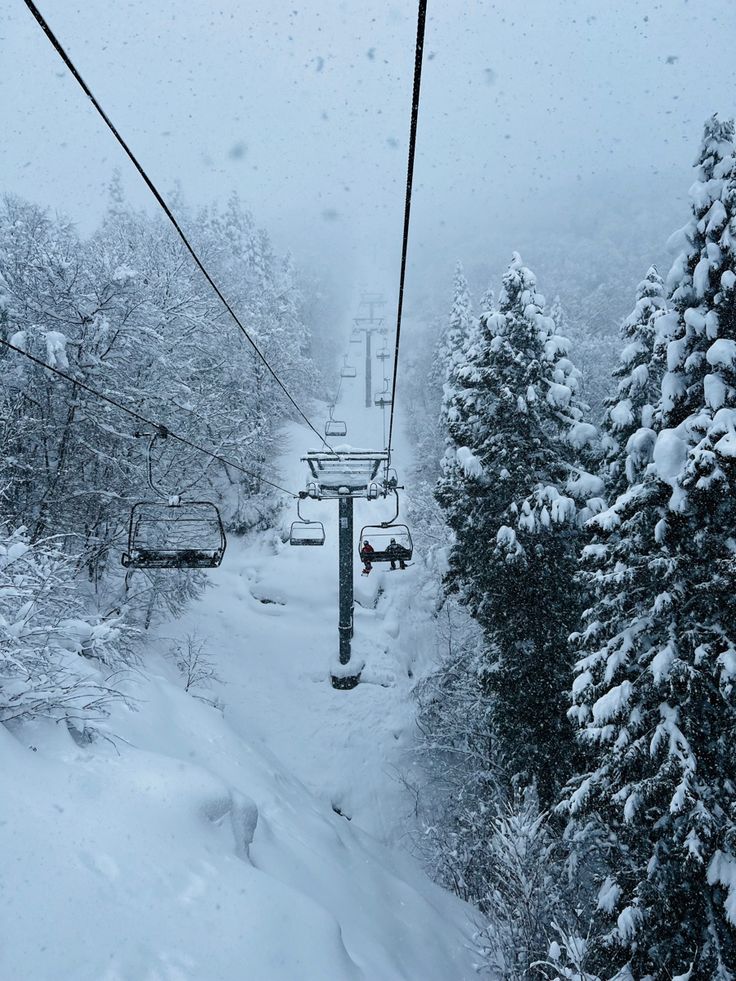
[386, 537, 408, 571]
[361, 539, 375, 575]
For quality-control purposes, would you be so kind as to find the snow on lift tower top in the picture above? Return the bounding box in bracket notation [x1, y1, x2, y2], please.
[302, 450, 387, 499]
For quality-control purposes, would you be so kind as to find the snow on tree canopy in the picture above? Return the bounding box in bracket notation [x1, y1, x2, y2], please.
[562, 115, 736, 979]
[601, 265, 667, 496]
[44, 330, 69, 370]
[437, 250, 599, 807]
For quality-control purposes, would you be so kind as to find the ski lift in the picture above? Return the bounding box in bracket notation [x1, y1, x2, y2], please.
[341, 355, 357, 378]
[325, 419, 348, 437]
[122, 430, 226, 570]
[289, 498, 326, 546]
[374, 382, 392, 407]
[324, 403, 347, 438]
[350, 331, 363, 345]
[358, 491, 413, 566]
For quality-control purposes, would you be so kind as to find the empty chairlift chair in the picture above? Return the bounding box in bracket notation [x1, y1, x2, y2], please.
[289, 499, 326, 546]
[324, 404, 348, 438]
[123, 500, 226, 569]
[340, 355, 357, 379]
[122, 431, 226, 570]
[325, 419, 348, 437]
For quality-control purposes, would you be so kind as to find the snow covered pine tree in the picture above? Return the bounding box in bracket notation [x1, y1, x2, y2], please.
[435, 261, 480, 531]
[600, 265, 668, 497]
[437, 253, 600, 806]
[563, 115, 736, 978]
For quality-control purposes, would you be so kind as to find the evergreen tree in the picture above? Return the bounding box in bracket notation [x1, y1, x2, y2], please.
[479, 283, 495, 317]
[563, 115, 736, 978]
[438, 253, 600, 804]
[601, 266, 668, 496]
[435, 262, 479, 521]
[549, 295, 567, 337]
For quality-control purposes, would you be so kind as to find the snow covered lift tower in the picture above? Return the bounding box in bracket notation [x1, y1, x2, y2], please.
[302, 449, 388, 689]
[352, 292, 387, 408]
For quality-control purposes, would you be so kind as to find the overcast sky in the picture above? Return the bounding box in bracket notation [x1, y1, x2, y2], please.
[2, 0, 735, 315]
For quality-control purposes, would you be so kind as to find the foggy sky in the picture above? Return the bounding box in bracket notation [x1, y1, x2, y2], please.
[2, 0, 735, 317]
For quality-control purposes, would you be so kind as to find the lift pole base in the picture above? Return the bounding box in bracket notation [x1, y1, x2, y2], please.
[331, 672, 361, 690]
[330, 653, 364, 691]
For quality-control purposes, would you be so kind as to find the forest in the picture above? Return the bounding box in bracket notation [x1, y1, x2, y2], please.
[3, 2, 736, 980]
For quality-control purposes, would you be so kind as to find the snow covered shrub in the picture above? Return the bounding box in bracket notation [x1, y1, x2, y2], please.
[473, 791, 580, 981]
[533, 923, 602, 981]
[414, 600, 498, 899]
[415, 603, 584, 980]
[166, 632, 220, 701]
[0, 527, 126, 727]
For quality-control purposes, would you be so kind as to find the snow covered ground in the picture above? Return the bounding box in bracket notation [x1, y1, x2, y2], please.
[1, 352, 481, 980]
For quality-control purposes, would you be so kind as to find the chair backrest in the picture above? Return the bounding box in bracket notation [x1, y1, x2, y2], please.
[123, 500, 226, 569]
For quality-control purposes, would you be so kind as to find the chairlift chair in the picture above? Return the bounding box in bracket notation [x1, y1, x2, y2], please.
[359, 526, 413, 565]
[289, 498, 326, 546]
[122, 431, 226, 570]
[123, 500, 226, 569]
[384, 467, 399, 490]
[376, 348, 390, 362]
[325, 419, 348, 437]
[341, 358, 357, 378]
[350, 332, 363, 345]
[358, 490, 413, 566]
[374, 387, 392, 407]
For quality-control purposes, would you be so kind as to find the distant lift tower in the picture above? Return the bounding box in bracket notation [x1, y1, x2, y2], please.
[352, 292, 388, 408]
[302, 449, 388, 690]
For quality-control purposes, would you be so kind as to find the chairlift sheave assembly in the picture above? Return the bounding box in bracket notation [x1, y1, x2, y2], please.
[122, 430, 226, 570]
[289, 497, 326, 546]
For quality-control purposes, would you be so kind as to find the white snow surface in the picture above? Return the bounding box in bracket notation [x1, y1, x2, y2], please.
[455, 444, 485, 479]
[653, 427, 689, 494]
[44, 329, 69, 369]
[0, 372, 479, 980]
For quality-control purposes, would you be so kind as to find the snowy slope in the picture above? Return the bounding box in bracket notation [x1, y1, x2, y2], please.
[0, 355, 480, 980]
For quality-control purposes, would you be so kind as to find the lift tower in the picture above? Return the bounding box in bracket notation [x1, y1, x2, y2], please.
[351, 293, 387, 408]
[302, 449, 388, 689]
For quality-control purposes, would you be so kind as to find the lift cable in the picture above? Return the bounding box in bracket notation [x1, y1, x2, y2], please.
[23, 0, 336, 456]
[386, 0, 428, 466]
[0, 336, 298, 498]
